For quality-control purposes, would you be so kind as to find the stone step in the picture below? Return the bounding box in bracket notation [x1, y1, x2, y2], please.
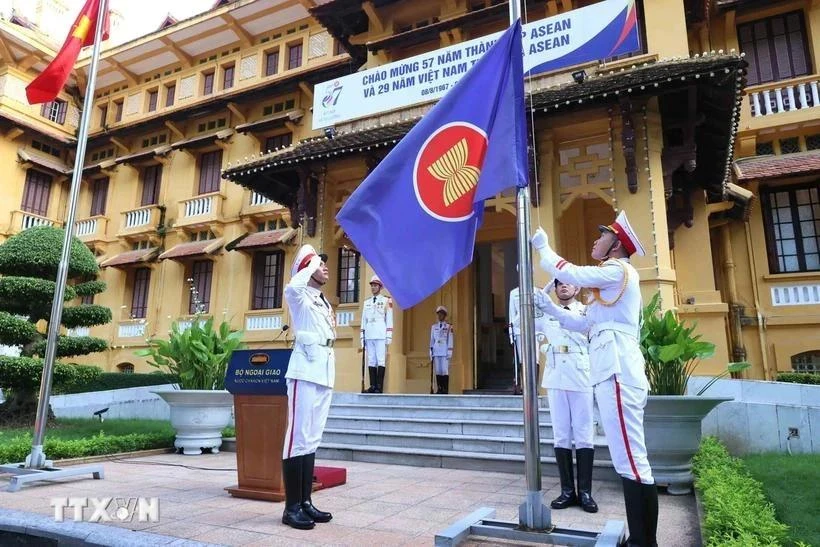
[321, 428, 612, 461]
[329, 403, 553, 422]
[331, 392, 548, 408]
[325, 415, 557, 438]
[317, 443, 619, 481]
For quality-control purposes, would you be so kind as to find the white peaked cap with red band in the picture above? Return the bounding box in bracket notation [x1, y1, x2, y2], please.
[436, 306, 448, 314]
[369, 275, 382, 286]
[598, 210, 646, 257]
[291, 244, 327, 277]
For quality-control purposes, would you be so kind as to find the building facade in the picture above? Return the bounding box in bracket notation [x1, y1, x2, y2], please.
[0, 0, 816, 392]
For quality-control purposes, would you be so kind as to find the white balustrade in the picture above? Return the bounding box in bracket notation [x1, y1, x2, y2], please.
[336, 311, 355, 327]
[175, 318, 207, 332]
[771, 284, 820, 306]
[124, 207, 152, 229]
[250, 191, 273, 207]
[74, 218, 97, 237]
[184, 195, 214, 218]
[67, 326, 90, 337]
[750, 79, 819, 117]
[118, 322, 146, 338]
[22, 214, 53, 230]
[245, 313, 283, 331]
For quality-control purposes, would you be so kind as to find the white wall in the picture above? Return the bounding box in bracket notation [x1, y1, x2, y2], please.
[688, 377, 820, 455]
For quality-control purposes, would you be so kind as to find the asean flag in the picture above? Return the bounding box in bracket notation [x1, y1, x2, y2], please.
[336, 21, 528, 309]
[26, 0, 110, 104]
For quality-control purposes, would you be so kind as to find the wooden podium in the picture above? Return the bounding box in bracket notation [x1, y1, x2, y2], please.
[224, 349, 291, 501]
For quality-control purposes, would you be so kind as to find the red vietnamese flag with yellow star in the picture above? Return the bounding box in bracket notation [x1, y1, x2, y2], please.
[26, 0, 110, 104]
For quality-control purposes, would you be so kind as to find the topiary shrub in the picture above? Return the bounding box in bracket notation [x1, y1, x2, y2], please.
[776, 372, 820, 385]
[0, 226, 111, 426]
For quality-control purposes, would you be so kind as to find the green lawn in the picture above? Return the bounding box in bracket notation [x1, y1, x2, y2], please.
[0, 418, 174, 442]
[744, 453, 820, 547]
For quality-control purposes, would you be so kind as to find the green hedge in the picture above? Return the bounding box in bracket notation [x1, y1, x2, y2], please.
[61, 304, 112, 328]
[30, 335, 109, 359]
[0, 276, 77, 305]
[693, 437, 789, 546]
[0, 311, 38, 346]
[776, 373, 820, 385]
[0, 226, 98, 279]
[0, 357, 91, 392]
[57, 372, 180, 394]
[73, 280, 107, 297]
[0, 431, 174, 464]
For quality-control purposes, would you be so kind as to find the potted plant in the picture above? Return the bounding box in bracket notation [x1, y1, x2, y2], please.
[136, 300, 243, 455]
[639, 292, 749, 494]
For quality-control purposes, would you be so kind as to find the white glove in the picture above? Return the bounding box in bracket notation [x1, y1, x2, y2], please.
[533, 289, 550, 311]
[386, 337, 392, 346]
[531, 227, 549, 250]
[544, 279, 556, 294]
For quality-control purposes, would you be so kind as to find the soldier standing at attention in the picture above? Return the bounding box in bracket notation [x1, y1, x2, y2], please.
[540, 279, 598, 513]
[531, 211, 658, 547]
[281, 244, 335, 531]
[429, 306, 454, 394]
[360, 275, 393, 393]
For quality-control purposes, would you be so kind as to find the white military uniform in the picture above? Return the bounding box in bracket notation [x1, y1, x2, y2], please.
[533, 220, 653, 485]
[360, 293, 393, 367]
[508, 286, 550, 361]
[282, 245, 335, 459]
[539, 298, 594, 450]
[429, 319, 454, 375]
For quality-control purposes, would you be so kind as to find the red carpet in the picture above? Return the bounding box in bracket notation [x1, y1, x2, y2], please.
[312, 466, 347, 491]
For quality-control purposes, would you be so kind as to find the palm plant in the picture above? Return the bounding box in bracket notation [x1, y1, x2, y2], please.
[640, 292, 749, 395]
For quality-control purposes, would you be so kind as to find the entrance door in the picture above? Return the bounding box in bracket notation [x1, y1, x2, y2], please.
[473, 239, 517, 391]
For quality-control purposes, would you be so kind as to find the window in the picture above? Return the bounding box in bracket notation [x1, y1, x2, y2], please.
[81, 293, 94, 305]
[189, 260, 213, 314]
[287, 43, 303, 70]
[130, 267, 151, 319]
[197, 150, 222, 194]
[99, 104, 107, 128]
[21, 169, 52, 216]
[40, 100, 67, 124]
[252, 251, 284, 309]
[334, 40, 346, 56]
[265, 50, 279, 76]
[791, 350, 820, 373]
[203, 72, 214, 95]
[738, 11, 811, 86]
[165, 84, 175, 107]
[264, 133, 292, 153]
[223, 65, 234, 90]
[147, 89, 158, 112]
[761, 184, 820, 273]
[337, 247, 360, 303]
[90, 177, 109, 216]
[117, 363, 135, 374]
[141, 164, 162, 206]
[114, 101, 123, 122]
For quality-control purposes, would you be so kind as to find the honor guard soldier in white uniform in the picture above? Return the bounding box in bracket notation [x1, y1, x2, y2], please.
[509, 274, 549, 395]
[360, 275, 393, 393]
[539, 279, 598, 513]
[281, 244, 335, 530]
[429, 306, 454, 394]
[531, 211, 658, 547]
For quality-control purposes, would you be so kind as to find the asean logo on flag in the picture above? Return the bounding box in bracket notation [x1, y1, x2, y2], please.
[413, 122, 488, 222]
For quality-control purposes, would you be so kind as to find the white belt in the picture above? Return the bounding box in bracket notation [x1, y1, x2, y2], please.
[589, 321, 637, 341]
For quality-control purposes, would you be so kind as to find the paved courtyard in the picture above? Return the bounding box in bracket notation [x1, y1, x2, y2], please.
[0, 452, 701, 546]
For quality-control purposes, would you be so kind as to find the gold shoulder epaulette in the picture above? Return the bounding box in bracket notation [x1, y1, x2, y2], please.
[591, 259, 629, 307]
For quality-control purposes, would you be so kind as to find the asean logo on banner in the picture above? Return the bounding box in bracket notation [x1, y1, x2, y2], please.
[413, 122, 488, 222]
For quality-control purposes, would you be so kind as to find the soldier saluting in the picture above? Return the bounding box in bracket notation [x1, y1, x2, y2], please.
[360, 275, 393, 393]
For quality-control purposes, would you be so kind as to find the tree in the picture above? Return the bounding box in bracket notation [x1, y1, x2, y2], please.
[0, 226, 111, 425]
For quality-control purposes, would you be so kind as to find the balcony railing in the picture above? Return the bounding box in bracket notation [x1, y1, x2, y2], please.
[244, 311, 283, 331]
[176, 192, 224, 228]
[118, 321, 146, 338]
[74, 215, 108, 242]
[747, 76, 820, 119]
[771, 284, 820, 306]
[67, 326, 90, 337]
[336, 310, 355, 327]
[118, 205, 162, 238]
[9, 210, 60, 234]
[250, 191, 273, 207]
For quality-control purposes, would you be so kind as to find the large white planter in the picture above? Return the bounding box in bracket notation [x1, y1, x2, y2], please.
[153, 389, 234, 455]
[644, 396, 731, 495]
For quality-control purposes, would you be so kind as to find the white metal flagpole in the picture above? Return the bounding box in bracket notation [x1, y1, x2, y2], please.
[1, 0, 108, 491]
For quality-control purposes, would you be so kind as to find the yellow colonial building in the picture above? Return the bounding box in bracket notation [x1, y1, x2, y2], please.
[0, 0, 817, 393]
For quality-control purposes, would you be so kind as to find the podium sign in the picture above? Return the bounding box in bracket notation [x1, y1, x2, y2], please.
[225, 349, 291, 502]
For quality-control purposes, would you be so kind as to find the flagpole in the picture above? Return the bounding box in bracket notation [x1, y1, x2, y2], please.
[26, 0, 109, 470]
[510, 0, 550, 532]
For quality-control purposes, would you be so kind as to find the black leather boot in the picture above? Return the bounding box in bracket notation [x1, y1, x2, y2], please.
[366, 367, 377, 393]
[435, 375, 444, 394]
[642, 482, 658, 547]
[441, 375, 449, 394]
[282, 456, 314, 530]
[576, 448, 598, 513]
[622, 477, 647, 546]
[376, 366, 385, 393]
[301, 453, 332, 523]
[550, 448, 578, 509]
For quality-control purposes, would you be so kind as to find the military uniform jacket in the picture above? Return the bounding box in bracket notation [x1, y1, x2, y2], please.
[283, 258, 336, 388]
[361, 294, 393, 340]
[509, 286, 549, 351]
[540, 300, 592, 393]
[536, 247, 647, 390]
[430, 321, 454, 357]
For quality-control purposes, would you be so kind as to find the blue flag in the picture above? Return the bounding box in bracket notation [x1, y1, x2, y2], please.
[336, 21, 527, 309]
